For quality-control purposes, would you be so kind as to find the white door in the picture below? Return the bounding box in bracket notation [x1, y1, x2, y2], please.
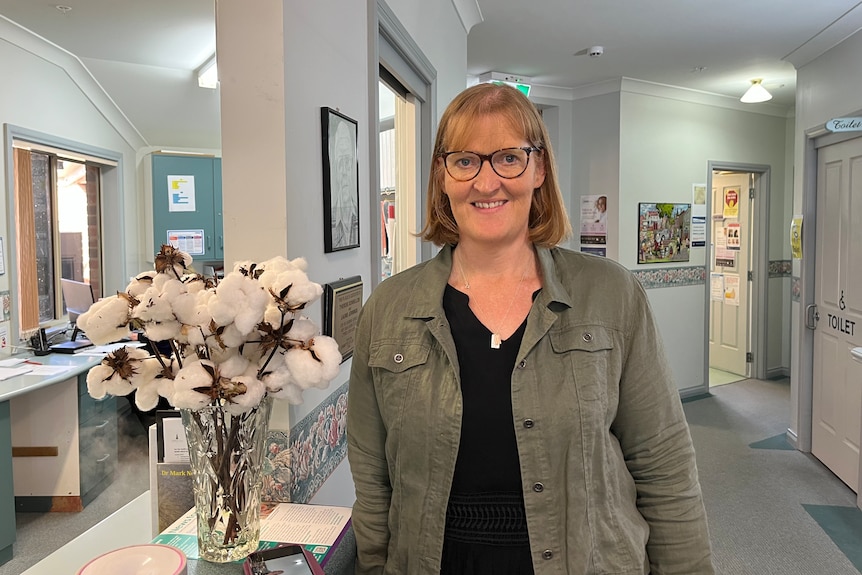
[812, 137, 862, 492]
[709, 172, 752, 377]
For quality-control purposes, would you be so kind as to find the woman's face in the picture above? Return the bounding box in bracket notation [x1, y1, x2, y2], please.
[440, 114, 545, 248]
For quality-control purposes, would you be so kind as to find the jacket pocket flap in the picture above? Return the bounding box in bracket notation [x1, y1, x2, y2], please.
[369, 342, 430, 373]
[550, 325, 614, 353]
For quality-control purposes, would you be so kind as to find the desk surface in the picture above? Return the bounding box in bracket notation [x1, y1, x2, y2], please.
[21, 492, 355, 575]
[0, 354, 100, 403]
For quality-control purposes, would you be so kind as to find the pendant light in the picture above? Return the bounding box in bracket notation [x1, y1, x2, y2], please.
[740, 79, 772, 103]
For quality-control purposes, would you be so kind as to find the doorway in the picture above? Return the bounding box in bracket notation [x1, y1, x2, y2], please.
[705, 163, 770, 388]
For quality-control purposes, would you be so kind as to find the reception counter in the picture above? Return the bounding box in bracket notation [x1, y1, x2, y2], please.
[0, 353, 108, 566]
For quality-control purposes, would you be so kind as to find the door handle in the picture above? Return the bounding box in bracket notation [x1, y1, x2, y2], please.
[805, 304, 820, 330]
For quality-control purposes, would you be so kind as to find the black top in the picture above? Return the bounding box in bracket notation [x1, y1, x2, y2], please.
[440, 285, 534, 575]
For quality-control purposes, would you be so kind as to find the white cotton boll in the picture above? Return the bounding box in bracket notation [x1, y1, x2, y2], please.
[261, 364, 291, 392]
[126, 272, 156, 297]
[87, 365, 114, 399]
[102, 373, 138, 397]
[171, 361, 214, 410]
[284, 347, 326, 389]
[77, 296, 133, 344]
[270, 381, 305, 404]
[286, 317, 318, 343]
[152, 273, 172, 290]
[157, 377, 177, 405]
[218, 353, 250, 379]
[132, 356, 167, 386]
[309, 336, 342, 384]
[224, 377, 266, 415]
[207, 345, 239, 365]
[288, 257, 309, 272]
[207, 274, 246, 325]
[219, 323, 248, 348]
[233, 286, 269, 335]
[143, 320, 181, 342]
[286, 278, 323, 307]
[256, 257, 291, 289]
[231, 260, 257, 274]
[172, 291, 200, 325]
[134, 382, 161, 411]
[258, 347, 286, 372]
[133, 287, 174, 323]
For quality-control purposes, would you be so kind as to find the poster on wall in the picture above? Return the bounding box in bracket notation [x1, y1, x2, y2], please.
[579, 194, 607, 254]
[637, 203, 691, 264]
[723, 187, 740, 219]
[710, 273, 724, 301]
[714, 227, 736, 267]
[723, 274, 740, 306]
[725, 222, 741, 250]
[691, 184, 707, 247]
[167, 175, 196, 212]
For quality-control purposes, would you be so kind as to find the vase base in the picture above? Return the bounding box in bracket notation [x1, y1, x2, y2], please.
[198, 538, 259, 563]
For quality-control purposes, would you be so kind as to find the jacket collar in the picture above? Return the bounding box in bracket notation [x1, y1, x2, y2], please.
[405, 244, 574, 319]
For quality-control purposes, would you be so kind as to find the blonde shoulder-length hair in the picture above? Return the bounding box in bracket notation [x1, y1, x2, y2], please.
[419, 83, 572, 247]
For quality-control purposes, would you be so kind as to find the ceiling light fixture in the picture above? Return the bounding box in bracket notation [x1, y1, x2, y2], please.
[197, 55, 218, 89]
[740, 79, 772, 103]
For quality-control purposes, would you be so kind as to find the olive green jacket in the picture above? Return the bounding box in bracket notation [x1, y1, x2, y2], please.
[347, 245, 714, 574]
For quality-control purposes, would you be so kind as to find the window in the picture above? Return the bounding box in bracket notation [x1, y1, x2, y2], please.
[13, 143, 103, 332]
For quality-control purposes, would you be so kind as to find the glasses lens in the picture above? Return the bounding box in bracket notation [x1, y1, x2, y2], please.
[444, 152, 482, 181]
[491, 148, 530, 178]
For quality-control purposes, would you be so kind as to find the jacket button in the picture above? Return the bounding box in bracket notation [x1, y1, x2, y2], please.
[523, 419, 534, 429]
[393, 353, 404, 363]
[582, 332, 593, 342]
[542, 549, 553, 560]
[533, 482, 544, 492]
[518, 359, 527, 369]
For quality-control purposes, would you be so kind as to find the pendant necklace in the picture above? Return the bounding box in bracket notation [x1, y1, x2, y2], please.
[456, 253, 529, 349]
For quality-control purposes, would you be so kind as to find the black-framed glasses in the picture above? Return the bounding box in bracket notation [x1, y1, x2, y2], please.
[441, 146, 542, 181]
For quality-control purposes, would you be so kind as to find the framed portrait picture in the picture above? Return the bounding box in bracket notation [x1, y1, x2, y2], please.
[637, 202, 692, 264]
[321, 107, 360, 252]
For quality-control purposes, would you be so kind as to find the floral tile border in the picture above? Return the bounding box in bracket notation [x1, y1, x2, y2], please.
[769, 260, 792, 277]
[632, 260, 793, 289]
[632, 266, 706, 289]
[261, 381, 349, 504]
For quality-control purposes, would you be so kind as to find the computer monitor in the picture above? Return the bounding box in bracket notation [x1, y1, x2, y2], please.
[60, 278, 95, 341]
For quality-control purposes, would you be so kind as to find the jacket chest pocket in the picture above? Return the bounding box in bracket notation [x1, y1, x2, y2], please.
[368, 341, 431, 416]
[550, 325, 614, 402]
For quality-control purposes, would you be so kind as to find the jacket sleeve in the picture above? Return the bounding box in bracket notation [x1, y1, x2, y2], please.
[347, 298, 391, 575]
[611, 280, 715, 574]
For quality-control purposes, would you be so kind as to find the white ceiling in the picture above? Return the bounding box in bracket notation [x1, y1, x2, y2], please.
[4, 1, 862, 147]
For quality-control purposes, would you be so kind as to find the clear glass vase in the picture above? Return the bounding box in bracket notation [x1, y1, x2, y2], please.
[180, 396, 273, 563]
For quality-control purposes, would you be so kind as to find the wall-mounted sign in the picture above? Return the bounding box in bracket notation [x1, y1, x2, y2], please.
[826, 117, 862, 132]
[167, 229, 205, 256]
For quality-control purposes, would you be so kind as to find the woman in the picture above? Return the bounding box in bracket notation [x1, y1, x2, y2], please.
[347, 83, 714, 574]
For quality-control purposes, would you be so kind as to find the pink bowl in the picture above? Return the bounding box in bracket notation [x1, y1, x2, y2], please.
[77, 544, 187, 575]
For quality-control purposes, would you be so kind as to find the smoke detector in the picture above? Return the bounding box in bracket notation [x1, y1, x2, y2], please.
[588, 46, 604, 57]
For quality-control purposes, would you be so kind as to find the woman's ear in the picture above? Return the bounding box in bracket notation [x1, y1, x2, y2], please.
[532, 152, 546, 189]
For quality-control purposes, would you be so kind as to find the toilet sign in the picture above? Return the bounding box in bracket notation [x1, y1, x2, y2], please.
[826, 117, 862, 132]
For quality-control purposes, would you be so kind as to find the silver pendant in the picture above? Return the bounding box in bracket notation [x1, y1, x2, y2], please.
[491, 333, 502, 349]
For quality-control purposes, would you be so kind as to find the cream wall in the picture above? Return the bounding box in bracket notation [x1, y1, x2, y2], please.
[216, 0, 468, 506]
[0, 25, 146, 347]
[565, 81, 792, 393]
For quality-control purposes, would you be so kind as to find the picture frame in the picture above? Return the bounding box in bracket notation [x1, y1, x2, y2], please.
[322, 276, 363, 362]
[637, 202, 692, 264]
[321, 107, 360, 252]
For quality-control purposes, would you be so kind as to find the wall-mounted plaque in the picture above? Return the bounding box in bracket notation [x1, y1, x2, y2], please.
[322, 276, 363, 362]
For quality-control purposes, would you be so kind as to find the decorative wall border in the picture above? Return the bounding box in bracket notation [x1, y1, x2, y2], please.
[769, 260, 792, 277]
[632, 260, 793, 289]
[632, 266, 706, 289]
[261, 381, 349, 504]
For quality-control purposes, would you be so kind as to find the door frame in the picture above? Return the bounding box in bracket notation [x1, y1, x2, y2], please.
[703, 161, 771, 392]
[800, 116, 862, 510]
[368, 0, 436, 289]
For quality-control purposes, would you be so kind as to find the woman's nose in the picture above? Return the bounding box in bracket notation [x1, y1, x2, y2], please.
[472, 160, 501, 191]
